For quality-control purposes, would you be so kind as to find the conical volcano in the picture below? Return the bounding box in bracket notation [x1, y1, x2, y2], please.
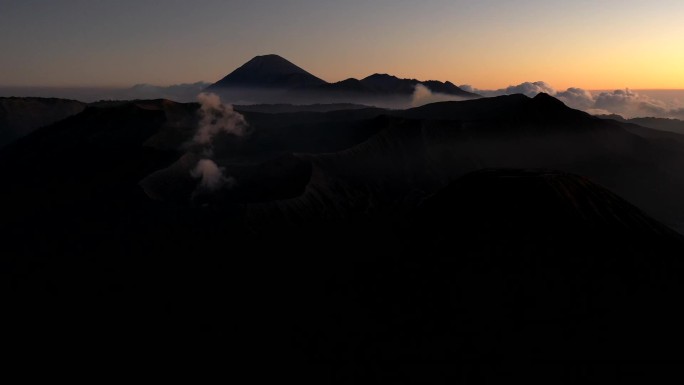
[207, 54, 327, 90]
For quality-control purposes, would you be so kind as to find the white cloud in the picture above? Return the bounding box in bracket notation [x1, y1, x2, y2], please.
[460, 82, 684, 119]
[556, 88, 595, 110]
[411, 84, 467, 107]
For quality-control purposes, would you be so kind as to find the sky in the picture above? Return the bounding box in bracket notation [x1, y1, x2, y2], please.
[1, 0, 683, 89]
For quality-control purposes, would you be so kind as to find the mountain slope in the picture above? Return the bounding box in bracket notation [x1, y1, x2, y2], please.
[207, 54, 327, 90]
[4, 95, 684, 378]
[360, 73, 479, 97]
[288, 169, 684, 363]
[231, 94, 684, 229]
[597, 114, 684, 135]
[205, 55, 480, 106]
[422, 168, 681, 238]
[0, 97, 85, 147]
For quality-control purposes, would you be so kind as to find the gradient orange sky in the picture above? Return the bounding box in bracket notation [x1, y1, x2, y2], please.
[1, 0, 683, 89]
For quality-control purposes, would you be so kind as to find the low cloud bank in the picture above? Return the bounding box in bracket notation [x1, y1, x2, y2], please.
[460, 82, 684, 119]
[127, 82, 211, 102]
[411, 84, 469, 107]
[0, 83, 211, 103]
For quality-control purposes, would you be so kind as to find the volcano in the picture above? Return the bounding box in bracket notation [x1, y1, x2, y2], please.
[206, 54, 327, 90]
[205, 54, 481, 106]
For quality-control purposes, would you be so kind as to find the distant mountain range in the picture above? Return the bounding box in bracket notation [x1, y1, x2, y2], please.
[206, 54, 480, 105]
[597, 114, 684, 135]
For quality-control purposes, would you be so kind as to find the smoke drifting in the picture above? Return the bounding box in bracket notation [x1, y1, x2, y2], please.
[190, 158, 235, 192]
[195, 92, 248, 145]
[411, 84, 467, 107]
[188, 93, 248, 197]
[460, 82, 684, 119]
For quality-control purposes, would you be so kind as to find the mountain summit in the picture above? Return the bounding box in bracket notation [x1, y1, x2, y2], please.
[206, 54, 480, 105]
[207, 54, 327, 90]
[359, 73, 477, 97]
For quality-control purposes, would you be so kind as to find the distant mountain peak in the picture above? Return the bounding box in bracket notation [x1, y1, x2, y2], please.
[359, 73, 479, 98]
[207, 54, 327, 90]
[254, 54, 286, 59]
[244, 54, 304, 68]
[531, 92, 578, 111]
[533, 92, 563, 103]
[364, 73, 402, 81]
[206, 56, 480, 101]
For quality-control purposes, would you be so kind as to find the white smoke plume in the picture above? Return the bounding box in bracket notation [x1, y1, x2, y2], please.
[411, 84, 468, 107]
[187, 93, 247, 197]
[460, 82, 684, 119]
[195, 92, 248, 145]
[190, 158, 235, 192]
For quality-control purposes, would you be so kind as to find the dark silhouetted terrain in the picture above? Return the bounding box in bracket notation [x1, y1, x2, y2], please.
[359, 73, 476, 97]
[598, 113, 684, 135]
[2, 94, 684, 380]
[206, 55, 480, 106]
[233, 102, 371, 113]
[208, 54, 327, 89]
[0, 97, 85, 147]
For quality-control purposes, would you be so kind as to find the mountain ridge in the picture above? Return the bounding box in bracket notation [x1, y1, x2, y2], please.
[0, 96, 86, 148]
[206, 54, 480, 102]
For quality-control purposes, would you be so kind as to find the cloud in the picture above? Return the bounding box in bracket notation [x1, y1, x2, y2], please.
[461, 82, 684, 119]
[411, 84, 467, 107]
[501, 81, 556, 98]
[458, 84, 476, 94]
[126, 82, 211, 102]
[585, 108, 614, 116]
[592, 89, 684, 119]
[195, 92, 248, 145]
[556, 88, 595, 110]
[670, 108, 684, 120]
[594, 89, 640, 110]
[190, 158, 234, 192]
[461, 81, 556, 98]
